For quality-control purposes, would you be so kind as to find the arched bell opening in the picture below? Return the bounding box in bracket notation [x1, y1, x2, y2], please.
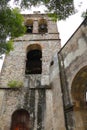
[10, 109, 30, 130]
[25, 44, 42, 74]
[25, 19, 33, 33]
[71, 66, 87, 129]
[38, 18, 48, 34]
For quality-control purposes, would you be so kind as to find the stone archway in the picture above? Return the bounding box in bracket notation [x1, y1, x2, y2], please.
[10, 109, 30, 130]
[25, 44, 42, 74]
[71, 66, 87, 130]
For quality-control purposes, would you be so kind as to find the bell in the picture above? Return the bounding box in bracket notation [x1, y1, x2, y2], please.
[27, 26, 33, 33]
[40, 24, 45, 30]
[28, 26, 32, 29]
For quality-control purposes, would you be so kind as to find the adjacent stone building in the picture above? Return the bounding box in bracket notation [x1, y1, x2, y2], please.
[0, 12, 87, 130]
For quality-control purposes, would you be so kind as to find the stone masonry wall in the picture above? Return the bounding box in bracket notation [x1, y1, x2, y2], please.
[0, 13, 62, 130]
[0, 14, 61, 88]
[0, 39, 60, 88]
[58, 18, 87, 130]
[0, 53, 66, 130]
[59, 18, 87, 105]
[49, 54, 66, 130]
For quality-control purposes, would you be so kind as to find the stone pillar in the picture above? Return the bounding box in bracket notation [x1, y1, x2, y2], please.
[33, 20, 38, 33]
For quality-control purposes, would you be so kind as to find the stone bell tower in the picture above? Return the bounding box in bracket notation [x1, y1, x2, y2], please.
[0, 12, 65, 130]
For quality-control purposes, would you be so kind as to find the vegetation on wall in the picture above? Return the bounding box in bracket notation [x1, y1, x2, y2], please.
[7, 80, 23, 88]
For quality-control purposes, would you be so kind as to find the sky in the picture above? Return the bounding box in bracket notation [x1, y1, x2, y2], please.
[58, 0, 87, 45]
[0, 0, 87, 71]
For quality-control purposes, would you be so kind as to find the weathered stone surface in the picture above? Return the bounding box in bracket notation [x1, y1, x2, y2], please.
[0, 28, 60, 88]
[49, 54, 65, 130]
[59, 18, 87, 129]
[0, 13, 64, 130]
[1, 13, 87, 130]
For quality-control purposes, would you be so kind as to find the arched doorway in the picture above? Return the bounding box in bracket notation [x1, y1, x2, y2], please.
[71, 66, 87, 130]
[10, 109, 30, 130]
[25, 44, 42, 74]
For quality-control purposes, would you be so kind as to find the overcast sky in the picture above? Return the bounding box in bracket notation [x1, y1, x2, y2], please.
[58, 0, 87, 45]
[0, 0, 87, 71]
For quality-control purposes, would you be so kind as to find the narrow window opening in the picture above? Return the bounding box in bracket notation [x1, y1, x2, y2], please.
[25, 45, 42, 74]
[50, 61, 54, 66]
[26, 25, 33, 33]
[25, 19, 33, 34]
[38, 18, 47, 33]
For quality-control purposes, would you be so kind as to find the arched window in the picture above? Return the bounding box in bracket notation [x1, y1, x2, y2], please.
[10, 109, 30, 130]
[25, 19, 33, 33]
[38, 18, 47, 34]
[71, 66, 87, 129]
[25, 44, 42, 74]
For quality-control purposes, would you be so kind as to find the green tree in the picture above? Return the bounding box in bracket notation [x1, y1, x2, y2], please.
[0, 0, 26, 54]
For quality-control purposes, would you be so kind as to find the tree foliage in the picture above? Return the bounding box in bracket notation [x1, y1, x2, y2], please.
[0, 0, 26, 54]
[14, 0, 75, 20]
[46, 0, 74, 20]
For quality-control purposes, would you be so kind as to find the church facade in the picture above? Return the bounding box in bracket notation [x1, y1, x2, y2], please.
[0, 13, 87, 130]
